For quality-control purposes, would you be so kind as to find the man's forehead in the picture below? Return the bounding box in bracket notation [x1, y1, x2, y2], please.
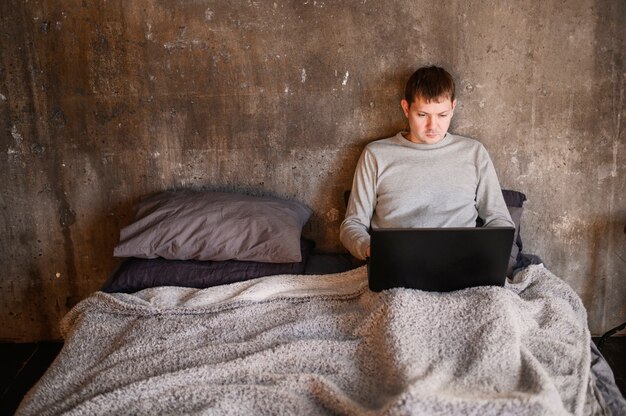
[412, 93, 452, 103]
[410, 95, 454, 108]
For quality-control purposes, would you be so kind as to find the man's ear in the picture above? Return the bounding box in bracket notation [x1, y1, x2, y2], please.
[451, 99, 457, 111]
[401, 99, 410, 117]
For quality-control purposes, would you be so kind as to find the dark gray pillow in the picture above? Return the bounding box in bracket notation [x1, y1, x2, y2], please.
[114, 191, 312, 263]
[104, 239, 314, 293]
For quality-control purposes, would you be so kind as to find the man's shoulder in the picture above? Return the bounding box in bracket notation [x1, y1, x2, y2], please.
[363, 133, 404, 152]
[448, 133, 481, 145]
[447, 133, 487, 151]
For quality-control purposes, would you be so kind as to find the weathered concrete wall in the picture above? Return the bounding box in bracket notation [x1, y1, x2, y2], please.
[1, 0, 623, 341]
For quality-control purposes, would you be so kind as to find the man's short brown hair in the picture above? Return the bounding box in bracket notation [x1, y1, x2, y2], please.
[404, 66, 456, 105]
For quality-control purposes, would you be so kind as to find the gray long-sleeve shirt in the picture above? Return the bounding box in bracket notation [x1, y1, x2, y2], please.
[340, 132, 514, 260]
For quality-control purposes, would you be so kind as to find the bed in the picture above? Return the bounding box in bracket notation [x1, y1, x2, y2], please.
[17, 190, 626, 415]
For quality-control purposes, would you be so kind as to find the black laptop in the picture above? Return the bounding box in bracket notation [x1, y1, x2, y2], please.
[368, 227, 515, 292]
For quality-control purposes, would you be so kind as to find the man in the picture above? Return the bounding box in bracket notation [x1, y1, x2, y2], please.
[340, 66, 514, 260]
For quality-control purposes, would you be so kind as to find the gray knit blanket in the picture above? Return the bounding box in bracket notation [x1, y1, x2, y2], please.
[18, 265, 608, 415]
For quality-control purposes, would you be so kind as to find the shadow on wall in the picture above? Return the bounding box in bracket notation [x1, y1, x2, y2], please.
[45, 194, 138, 333]
[588, 0, 625, 333]
[579, 213, 626, 332]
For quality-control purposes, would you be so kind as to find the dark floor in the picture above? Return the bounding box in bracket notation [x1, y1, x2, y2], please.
[1, 338, 624, 415]
[596, 337, 626, 396]
[0, 342, 63, 416]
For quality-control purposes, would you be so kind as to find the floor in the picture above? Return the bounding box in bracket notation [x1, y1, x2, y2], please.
[596, 337, 626, 395]
[1, 338, 624, 415]
[0, 342, 63, 416]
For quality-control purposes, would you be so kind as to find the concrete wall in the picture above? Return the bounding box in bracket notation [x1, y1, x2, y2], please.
[1, 0, 624, 341]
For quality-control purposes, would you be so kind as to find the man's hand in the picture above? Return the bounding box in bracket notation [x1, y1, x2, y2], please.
[366, 245, 371, 258]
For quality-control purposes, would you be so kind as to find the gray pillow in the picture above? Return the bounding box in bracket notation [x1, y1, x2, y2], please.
[114, 191, 312, 263]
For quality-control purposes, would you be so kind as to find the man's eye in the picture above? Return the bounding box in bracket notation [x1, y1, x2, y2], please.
[417, 113, 426, 117]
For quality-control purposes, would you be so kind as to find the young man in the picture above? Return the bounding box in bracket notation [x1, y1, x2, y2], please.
[340, 66, 514, 260]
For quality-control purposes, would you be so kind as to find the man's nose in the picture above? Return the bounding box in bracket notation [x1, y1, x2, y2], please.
[426, 116, 434, 128]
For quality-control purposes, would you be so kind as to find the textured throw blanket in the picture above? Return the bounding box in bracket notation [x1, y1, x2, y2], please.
[18, 265, 607, 415]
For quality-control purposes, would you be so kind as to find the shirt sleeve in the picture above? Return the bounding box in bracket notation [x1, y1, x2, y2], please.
[475, 145, 515, 228]
[340, 147, 378, 259]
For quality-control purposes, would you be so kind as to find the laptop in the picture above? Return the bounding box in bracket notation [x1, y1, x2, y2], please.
[368, 227, 515, 292]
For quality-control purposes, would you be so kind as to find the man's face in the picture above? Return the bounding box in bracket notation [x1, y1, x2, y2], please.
[400, 96, 456, 144]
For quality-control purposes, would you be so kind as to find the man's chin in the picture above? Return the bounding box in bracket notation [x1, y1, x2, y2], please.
[422, 134, 443, 144]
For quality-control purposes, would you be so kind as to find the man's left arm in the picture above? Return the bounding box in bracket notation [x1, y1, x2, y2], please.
[475, 146, 515, 228]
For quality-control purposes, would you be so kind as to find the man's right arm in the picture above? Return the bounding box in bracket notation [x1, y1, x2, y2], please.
[340, 148, 377, 260]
